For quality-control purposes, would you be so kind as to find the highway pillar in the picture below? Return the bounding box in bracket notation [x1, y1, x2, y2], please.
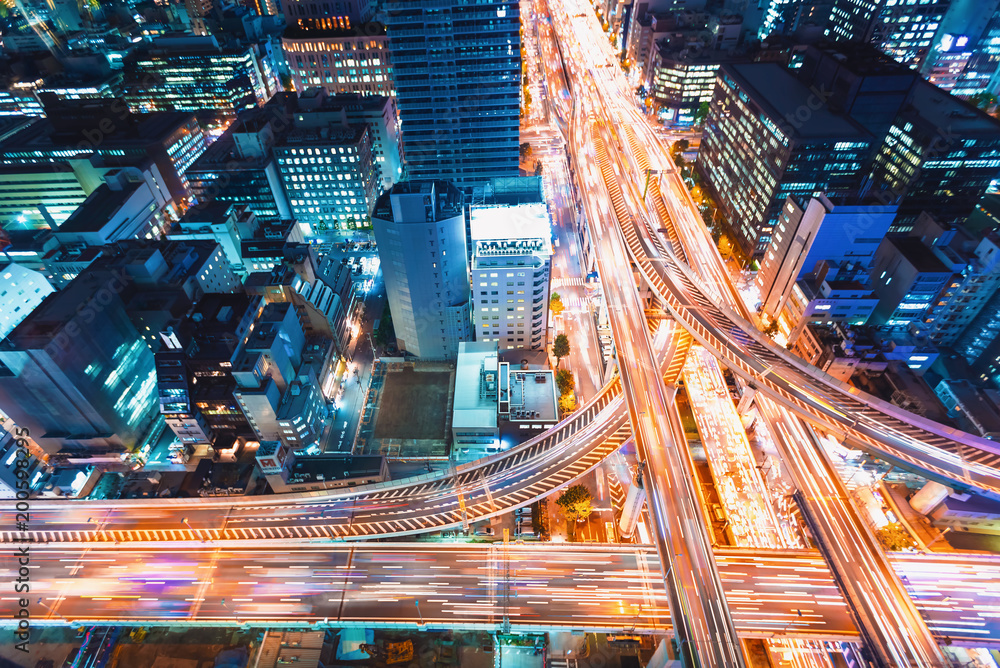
[909, 480, 953, 515]
[618, 463, 647, 538]
[735, 384, 756, 416]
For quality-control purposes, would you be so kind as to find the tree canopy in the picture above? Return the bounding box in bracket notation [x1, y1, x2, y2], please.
[556, 485, 593, 522]
[556, 368, 575, 396]
[552, 333, 570, 367]
[549, 292, 565, 316]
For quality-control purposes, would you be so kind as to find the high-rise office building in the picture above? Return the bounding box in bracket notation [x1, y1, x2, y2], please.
[124, 35, 278, 115]
[917, 0, 1000, 96]
[700, 44, 1000, 256]
[186, 111, 294, 224]
[0, 101, 205, 229]
[698, 62, 873, 255]
[916, 222, 1000, 347]
[826, 0, 955, 69]
[294, 89, 404, 190]
[372, 181, 471, 359]
[281, 0, 377, 31]
[0, 263, 54, 341]
[282, 27, 394, 97]
[869, 236, 954, 329]
[273, 122, 381, 235]
[384, 0, 520, 188]
[756, 196, 828, 322]
[798, 44, 1000, 229]
[470, 203, 552, 351]
[156, 294, 257, 447]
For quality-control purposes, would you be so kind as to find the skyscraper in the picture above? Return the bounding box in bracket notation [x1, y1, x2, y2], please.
[371, 181, 471, 359]
[384, 0, 521, 188]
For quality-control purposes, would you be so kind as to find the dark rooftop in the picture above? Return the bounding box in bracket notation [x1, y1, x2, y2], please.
[888, 237, 953, 274]
[56, 182, 142, 233]
[286, 454, 385, 485]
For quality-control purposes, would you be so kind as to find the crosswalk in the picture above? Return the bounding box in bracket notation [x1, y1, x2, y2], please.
[552, 277, 586, 289]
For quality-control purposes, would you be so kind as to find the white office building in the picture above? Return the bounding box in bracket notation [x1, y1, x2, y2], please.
[470, 203, 552, 351]
[372, 181, 471, 359]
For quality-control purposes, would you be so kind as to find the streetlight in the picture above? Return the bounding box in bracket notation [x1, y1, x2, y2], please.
[414, 599, 424, 626]
[37, 598, 67, 622]
[663, 552, 683, 581]
[628, 603, 643, 633]
[773, 609, 802, 638]
[926, 526, 952, 549]
[220, 598, 241, 625]
[181, 517, 204, 543]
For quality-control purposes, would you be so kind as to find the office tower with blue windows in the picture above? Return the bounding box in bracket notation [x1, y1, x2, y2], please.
[384, 0, 521, 188]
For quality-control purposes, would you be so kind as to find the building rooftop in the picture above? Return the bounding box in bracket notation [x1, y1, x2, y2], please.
[508, 369, 558, 422]
[470, 203, 551, 242]
[187, 125, 271, 171]
[888, 237, 953, 274]
[453, 341, 499, 431]
[56, 182, 143, 234]
[276, 123, 367, 147]
[908, 79, 1000, 136]
[726, 62, 871, 141]
[0, 105, 196, 152]
[939, 380, 1000, 436]
[286, 454, 384, 485]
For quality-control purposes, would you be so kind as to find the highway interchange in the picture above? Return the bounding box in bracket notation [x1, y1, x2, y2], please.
[4, 0, 1000, 665]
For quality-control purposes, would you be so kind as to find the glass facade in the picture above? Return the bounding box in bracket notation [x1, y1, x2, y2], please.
[827, 0, 950, 69]
[274, 127, 381, 234]
[124, 45, 274, 115]
[385, 0, 520, 188]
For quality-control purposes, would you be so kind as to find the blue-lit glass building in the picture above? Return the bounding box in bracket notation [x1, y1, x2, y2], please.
[0, 269, 159, 454]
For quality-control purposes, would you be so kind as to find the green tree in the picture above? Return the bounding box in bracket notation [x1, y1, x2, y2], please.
[534, 160, 543, 176]
[549, 292, 565, 316]
[279, 72, 294, 91]
[520, 142, 533, 159]
[971, 91, 998, 112]
[875, 522, 915, 551]
[556, 484, 593, 522]
[558, 392, 577, 415]
[556, 368, 575, 396]
[671, 138, 690, 157]
[762, 321, 779, 337]
[552, 333, 571, 368]
[694, 101, 710, 126]
[673, 153, 685, 168]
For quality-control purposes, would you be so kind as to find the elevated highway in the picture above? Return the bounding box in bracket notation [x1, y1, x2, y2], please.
[5, 543, 998, 649]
